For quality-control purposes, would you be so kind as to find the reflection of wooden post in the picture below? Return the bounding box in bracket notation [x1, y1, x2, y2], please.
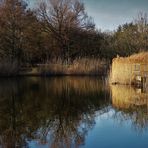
[130, 64, 132, 85]
[142, 64, 148, 91]
[146, 76, 148, 91]
[142, 76, 147, 93]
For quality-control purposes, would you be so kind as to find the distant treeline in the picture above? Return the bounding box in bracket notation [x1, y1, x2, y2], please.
[0, 0, 148, 67]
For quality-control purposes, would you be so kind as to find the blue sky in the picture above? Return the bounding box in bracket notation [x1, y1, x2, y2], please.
[29, 0, 148, 31]
[83, 0, 148, 31]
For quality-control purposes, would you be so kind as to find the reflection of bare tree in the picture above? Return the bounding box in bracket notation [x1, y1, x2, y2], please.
[34, 77, 110, 148]
[0, 77, 110, 148]
[0, 80, 28, 147]
[38, 114, 95, 148]
[111, 85, 148, 132]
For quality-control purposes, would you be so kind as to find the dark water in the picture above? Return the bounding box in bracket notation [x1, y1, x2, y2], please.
[0, 77, 148, 148]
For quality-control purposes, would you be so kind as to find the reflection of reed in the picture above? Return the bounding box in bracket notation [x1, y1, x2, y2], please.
[111, 85, 148, 131]
[43, 77, 105, 96]
[111, 85, 148, 109]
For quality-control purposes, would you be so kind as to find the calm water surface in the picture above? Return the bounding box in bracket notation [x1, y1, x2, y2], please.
[0, 77, 148, 148]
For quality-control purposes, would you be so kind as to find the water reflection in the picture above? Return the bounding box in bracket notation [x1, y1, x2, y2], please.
[111, 85, 148, 131]
[0, 77, 110, 148]
[2, 77, 148, 148]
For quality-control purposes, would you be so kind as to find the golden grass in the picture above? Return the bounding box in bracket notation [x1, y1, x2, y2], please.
[110, 61, 132, 84]
[110, 52, 148, 84]
[113, 52, 148, 64]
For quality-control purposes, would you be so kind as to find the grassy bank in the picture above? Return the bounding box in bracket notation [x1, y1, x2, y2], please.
[0, 58, 108, 77]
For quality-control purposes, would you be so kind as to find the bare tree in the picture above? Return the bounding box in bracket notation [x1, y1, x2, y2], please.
[0, 0, 27, 63]
[134, 12, 148, 51]
[37, 0, 95, 62]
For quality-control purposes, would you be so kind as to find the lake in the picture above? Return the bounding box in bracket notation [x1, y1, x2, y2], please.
[0, 77, 148, 148]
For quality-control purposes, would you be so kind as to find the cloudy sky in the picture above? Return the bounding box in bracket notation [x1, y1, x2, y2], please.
[30, 0, 148, 31]
[83, 0, 148, 31]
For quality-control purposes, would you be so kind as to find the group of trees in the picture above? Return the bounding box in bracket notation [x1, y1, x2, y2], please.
[0, 0, 41, 65]
[114, 13, 148, 56]
[0, 0, 101, 66]
[0, 0, 148, 67]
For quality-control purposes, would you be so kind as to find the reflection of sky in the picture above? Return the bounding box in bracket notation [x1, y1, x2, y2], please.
[82, 109, 148, 148]
[29, 0, 148, 31]
[28, 109, 148, 148]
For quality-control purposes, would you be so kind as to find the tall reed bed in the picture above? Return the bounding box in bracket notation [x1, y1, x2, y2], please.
[110, 52, 148, 85]
[39, 58, 108, 76]
[110, 59, 132, 85]
[0, 58, 108, 76]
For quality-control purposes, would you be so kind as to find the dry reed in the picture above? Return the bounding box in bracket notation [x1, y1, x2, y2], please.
[110, 52, 148, 85]
[38, 58, 107, 76]
[115, 52, 148, 63]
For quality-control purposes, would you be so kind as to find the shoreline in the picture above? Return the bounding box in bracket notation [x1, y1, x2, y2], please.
[0, 73, 107, 78]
